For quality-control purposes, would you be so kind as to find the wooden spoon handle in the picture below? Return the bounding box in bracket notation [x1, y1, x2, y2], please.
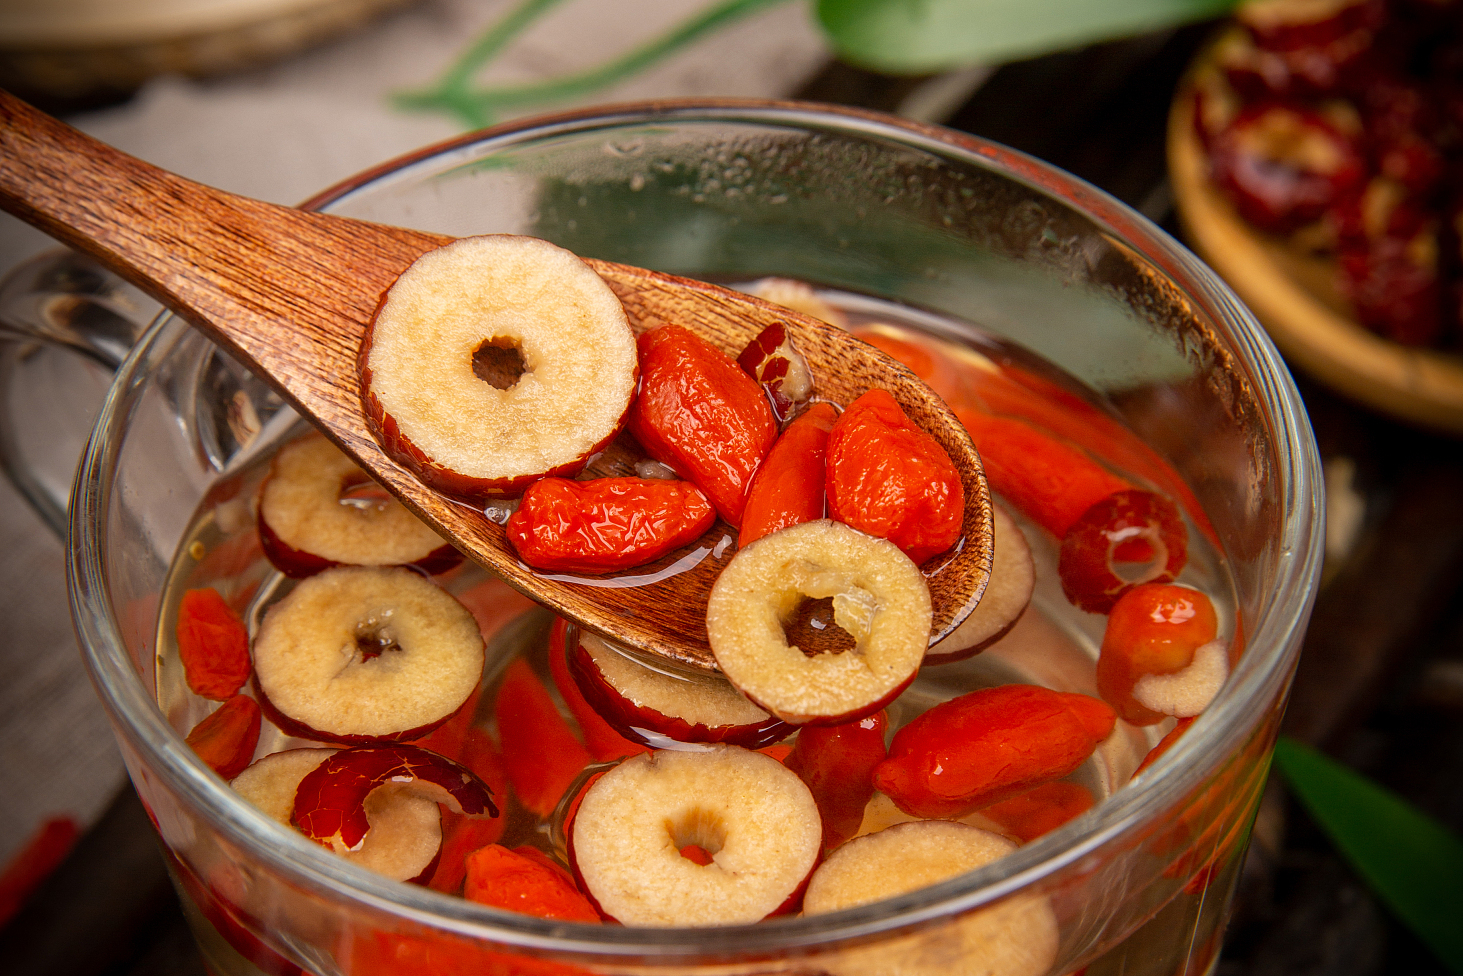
[0, 88, 446, 461]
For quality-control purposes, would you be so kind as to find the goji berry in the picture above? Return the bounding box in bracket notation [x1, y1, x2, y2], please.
[177, 587, 252, 701]
[506, 476, 714, 573]
[956, 408, 1132, 539]
[855, 327, 976, 411]
[980, 781, 1094, 843]
[739, 402, 838, 548]
[186, 694, 262, 780]
[1098, 584, 1219, 726]
[546, 619, 650, 763]
[626, 325, 776, 526]
[428, 728, 510, 894]
[1058, 488, 1188, 614]
[825, 389, 964, 564]
[873, 684, 1115, 819]
[464, 844, 602, 922]
[1133, 717, 1197, 777]
[785, 710, 888, 852]
[494, 659, 593, 818]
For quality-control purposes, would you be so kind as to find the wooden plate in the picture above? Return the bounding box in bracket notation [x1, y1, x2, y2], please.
[0, 0, 414, 101]
[1167, 56, 1463, 434]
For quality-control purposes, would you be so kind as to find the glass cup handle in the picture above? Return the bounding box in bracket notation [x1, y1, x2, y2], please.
[0, 247, 159, 536]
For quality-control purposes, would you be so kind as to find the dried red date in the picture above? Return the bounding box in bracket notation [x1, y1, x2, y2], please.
[736, 322, 814, 422]
[1058, 489, 1188, 615]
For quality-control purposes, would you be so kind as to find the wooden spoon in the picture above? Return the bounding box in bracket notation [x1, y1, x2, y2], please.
[0, 91, 993, 671]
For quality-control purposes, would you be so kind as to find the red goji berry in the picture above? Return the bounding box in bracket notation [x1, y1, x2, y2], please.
[785, 710, 887, 852]
[825, 389, 963, 565]
[1098, 584, 1219, 726]
[738, 402, 838, 548]
[495, 659, 592, 818]
[464, 844, 601, 922]
[186, 694, 262, 780]
[506, 476, 715, 573]
[177, 587, 252, 701]
[428, 728, 511, 894]
[980, 781, 1094, 843]
[626, 325, 776, 526]
[873, 684, 1115, 819]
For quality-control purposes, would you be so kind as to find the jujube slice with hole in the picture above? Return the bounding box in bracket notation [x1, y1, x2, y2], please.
[232, 748, 444, 883]
[706, 520, 931, 725]
[925, 504, 1035, 663]
[568, 746, 821, 926]
[360, 235, 638, 499]
[292, 744, 496, 853]
[251, 566, 484, 744]
[1058, 488, 1188, 614]
[257, 433, 460, 578]
[568, 630, 790, 748]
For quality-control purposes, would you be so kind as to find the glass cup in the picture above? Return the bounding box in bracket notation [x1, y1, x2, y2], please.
[0, 99, 1323, 976]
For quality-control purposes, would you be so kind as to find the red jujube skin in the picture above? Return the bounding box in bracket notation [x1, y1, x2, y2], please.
[873, 684, 1115, 819]
[626, 325, 776, 527]
[825, 389, 963, 565]
[505, 476, 715, 573]
[738, 401, 838, 548]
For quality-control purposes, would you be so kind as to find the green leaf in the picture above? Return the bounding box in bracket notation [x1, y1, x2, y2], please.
[815, 0, 1238, 73]
[1274, 736, 1463, 975]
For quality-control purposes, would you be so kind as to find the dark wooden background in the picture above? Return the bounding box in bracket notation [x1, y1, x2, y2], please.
[4, 21, 1461, 976]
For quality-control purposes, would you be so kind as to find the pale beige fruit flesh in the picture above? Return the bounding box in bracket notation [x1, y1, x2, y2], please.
[582, 633, 771, 728]
[570, 746, 821, 926]
[804, 821, 1058, 976]
[926, 504, 1034, 662]
[706, 520, 931, 723]
[252, 566, 484, 738]
[1132, 638, 1229, 718]
[364, 234, 637, 484]
[231, 748, 442, 881]
[260, 432, 448, 566]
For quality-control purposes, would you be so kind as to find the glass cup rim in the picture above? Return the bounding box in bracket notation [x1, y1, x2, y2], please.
[67, 97, 1324, 958]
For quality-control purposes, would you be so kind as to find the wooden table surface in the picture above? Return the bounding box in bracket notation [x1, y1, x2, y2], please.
[4, 20, 1462, 976]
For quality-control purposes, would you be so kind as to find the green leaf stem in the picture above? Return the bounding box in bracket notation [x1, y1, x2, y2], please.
[395, 0, 792, 130]
[815, 0, 1237, 73]
[1273, 736, 1463, 975]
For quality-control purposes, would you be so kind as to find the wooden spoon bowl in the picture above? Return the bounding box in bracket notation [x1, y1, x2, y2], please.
[0, 91, 993, 670]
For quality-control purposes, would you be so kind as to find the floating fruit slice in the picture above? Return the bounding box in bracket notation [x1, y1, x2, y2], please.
[257, 433, 461, 578]
[626, 324, 776, 526]
[1058, 488, 1188, 615]
[546, 619, 650, 763]
[292, 744, 496, 854]
[232, 748, 443, 883]
[360, 235, 638, 498]
[568, 630, 790, 748]
[801, 821, 1058, 976]
[873, 684, 1115, 819]
[569, 746, 821, 925]
[706, 520, 931, 725]
[505, 476, 714, 573]
[252, 566, 484, 743]
[825, 389, 964, 565]
[925, 505, 1035, 664]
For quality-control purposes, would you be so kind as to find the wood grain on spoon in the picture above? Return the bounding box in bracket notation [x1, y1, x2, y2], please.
[0, 90, 993, 671]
